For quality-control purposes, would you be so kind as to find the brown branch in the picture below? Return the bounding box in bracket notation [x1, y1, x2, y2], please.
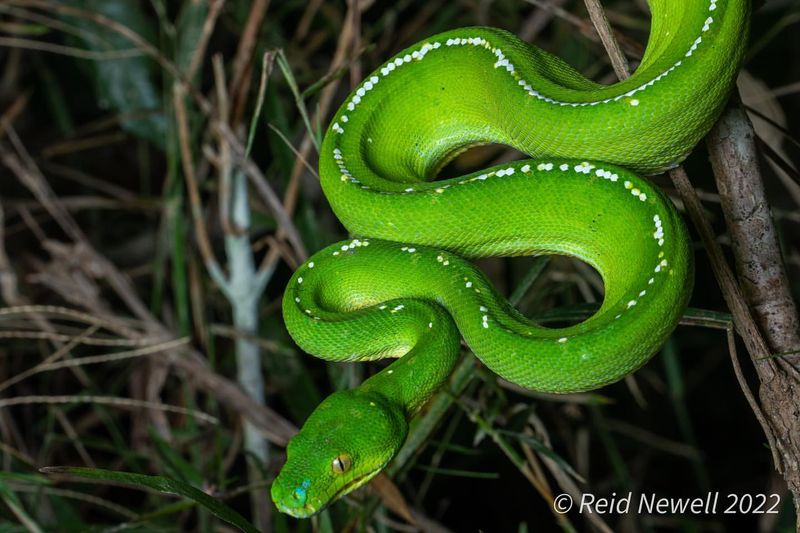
[185, 0, 226, 82]
[1, 127, 298, 447]
[582, 0, 630, 79]
[258, 0, 366, 278]
[707, 106, 800, 522]
[583, 1, 800, 523]
[707, 107, 800, 366]
[173, 84, 228, 291]
[228, 0, 271, 127]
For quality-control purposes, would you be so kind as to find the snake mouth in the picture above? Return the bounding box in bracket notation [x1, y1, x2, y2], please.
[274, 471, 380, 519]
[274, 500, 315, 519]
[330, 470, 379, 502]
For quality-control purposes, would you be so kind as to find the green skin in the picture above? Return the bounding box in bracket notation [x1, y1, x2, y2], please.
[272, 0, 750, 518]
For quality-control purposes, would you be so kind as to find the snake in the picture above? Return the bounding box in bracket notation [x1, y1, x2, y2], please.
[271, 0, 749, 518]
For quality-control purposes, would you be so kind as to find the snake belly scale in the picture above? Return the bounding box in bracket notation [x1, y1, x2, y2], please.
[272, 0, 749, 518]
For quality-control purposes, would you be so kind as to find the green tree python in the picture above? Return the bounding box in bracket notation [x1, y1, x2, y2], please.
[272, 0, 749, 518]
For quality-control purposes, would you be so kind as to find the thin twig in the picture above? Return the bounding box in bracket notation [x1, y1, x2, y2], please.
[582, 0, 798, 516]
[725, 325, 783, 468]
[185, 0, 226, 82]
[228, 0, 271, 127]
[0, 395, 218, 425]
[173, 83, 229, 293]
[0, 36, 141, 60]
[215, 124, 309, 261]
[582, 0, 630, 79]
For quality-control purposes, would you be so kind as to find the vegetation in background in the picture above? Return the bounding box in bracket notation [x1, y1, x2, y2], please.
[0, 0, 798, 531]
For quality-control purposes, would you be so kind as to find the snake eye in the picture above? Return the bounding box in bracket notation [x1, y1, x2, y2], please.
[332, 454, 352, 474]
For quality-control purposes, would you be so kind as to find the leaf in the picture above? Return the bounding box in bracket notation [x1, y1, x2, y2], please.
[369, 474, 415, 525]
[0, 477, 44, 533]
[61, 0, 166, 147]
[40, 467, 258, 533]
[148, 430, 205, 487]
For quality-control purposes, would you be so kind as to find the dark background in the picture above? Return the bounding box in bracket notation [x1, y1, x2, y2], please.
[0, 0, 798, 531]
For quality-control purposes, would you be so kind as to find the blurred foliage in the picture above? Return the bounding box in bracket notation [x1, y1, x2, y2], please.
[0, 0, 798, 532]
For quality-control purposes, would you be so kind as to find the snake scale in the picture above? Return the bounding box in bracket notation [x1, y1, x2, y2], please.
[272, 0, 749, 518]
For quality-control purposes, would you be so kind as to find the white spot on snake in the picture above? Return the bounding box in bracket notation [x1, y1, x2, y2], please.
[648, 277, 655, 284]
[639, 290, 647, 297]
[308, 262, 315, 268]
[345, 5, 715, 117]
[560, 164, 569, 171]
[465, 281, 473, 288]
[428, 322, 433, 328]
[480, 306, 488, 312]
[295, 297, 300, 303]
[627, 300, 637, 308]
[379, 304, 387, 310]
[297, 277, 303, 284]
[558, 337, 568, 343]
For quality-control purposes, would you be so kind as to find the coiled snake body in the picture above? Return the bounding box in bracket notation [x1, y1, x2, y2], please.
[273, 0, 749, 518]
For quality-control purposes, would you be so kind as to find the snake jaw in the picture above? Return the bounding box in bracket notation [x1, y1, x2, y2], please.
[272, 468, 383, 518]
[273, 499, 315, 519]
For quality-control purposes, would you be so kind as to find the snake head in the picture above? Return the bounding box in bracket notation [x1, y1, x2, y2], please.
[272, 389, 408, 518]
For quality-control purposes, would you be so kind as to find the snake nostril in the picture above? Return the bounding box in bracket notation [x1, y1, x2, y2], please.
[292, 487, 307, 504]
